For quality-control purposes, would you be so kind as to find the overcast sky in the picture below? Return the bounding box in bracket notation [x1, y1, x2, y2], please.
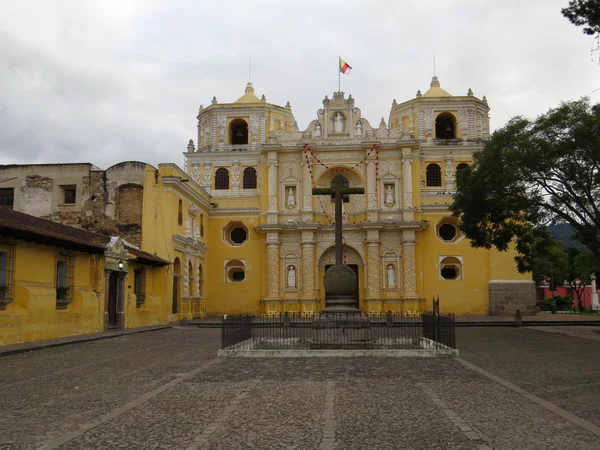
[1, 0, 599, 169]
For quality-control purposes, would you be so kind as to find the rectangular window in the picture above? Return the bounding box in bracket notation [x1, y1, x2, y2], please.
[0, 240, 16, 310]
[134, 268, 146, 307]
[0, 188, 14, 209]
[200, 214, 204, 237]
[62, 185, 76, 204]
[56, 251, 75, 309]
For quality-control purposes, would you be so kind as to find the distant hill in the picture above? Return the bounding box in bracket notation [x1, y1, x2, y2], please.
[547, 223, 585, 249]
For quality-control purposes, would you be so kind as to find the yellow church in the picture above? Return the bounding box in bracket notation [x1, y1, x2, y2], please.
[187, 77, 534, 317]
[0, 76, 536, 346]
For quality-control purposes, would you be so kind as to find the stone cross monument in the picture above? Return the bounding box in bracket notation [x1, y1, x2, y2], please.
[313, 174, 365, 312]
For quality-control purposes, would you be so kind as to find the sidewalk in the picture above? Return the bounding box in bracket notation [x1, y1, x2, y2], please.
[0, 324, 171, 357]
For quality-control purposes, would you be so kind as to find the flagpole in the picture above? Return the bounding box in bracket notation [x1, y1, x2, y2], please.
[338, 56, 341, 92]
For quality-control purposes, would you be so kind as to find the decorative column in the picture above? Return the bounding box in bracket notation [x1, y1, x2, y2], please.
[231, 160, 241, 191]
[202, 162, 212, 191]
[183, 254, 190, 297]
[194, 256, 201, 297]
[302, 155, 313, 213]
[366, 229, 381, 298]
[402, 149, 414, 222]
[402, 230, 417, 297]
[302, 231, 315, 298]
[267, 232, 280, 298]
[444, 155, 454, 191]
[267, 152, 279, 224]
[366, 161, 377, 209]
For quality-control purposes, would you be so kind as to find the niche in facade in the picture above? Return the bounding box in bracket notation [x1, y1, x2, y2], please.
[229, 118, 249, 145]
[435, 112, 456, 139]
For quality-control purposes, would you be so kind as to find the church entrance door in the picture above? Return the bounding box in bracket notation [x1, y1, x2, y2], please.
[325, 264, 359, 309]
[107, 272, 118, 327]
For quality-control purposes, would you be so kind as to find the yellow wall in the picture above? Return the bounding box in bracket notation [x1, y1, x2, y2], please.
[124, 262, 171, 329]
[0, 240, 104, 345]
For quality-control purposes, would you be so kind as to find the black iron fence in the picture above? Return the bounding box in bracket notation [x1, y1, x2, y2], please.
[221, 311, 456, 351]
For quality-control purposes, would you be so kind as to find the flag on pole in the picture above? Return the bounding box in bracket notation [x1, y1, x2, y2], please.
[339, 57, 352, 74]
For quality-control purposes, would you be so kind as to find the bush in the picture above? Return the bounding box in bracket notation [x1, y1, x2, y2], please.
[551, 295, 573, 310]
[537, 298, 553, 311]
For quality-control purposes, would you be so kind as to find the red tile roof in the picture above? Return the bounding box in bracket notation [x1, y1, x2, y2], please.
[0, 208, 168, 266]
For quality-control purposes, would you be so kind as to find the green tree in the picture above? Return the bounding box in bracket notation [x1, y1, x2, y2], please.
[565, 247, 599, 308]
[562, 0, 600, 61]
[450, 99, 600, 272]
[531, 231, 569, 293]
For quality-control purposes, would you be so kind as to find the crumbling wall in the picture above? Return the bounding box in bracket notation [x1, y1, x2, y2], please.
[20, 175, 53, 217]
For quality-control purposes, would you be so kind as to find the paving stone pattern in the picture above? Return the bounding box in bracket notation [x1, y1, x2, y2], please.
[1, 327, 599, 449]
[457, 327, 600, 428]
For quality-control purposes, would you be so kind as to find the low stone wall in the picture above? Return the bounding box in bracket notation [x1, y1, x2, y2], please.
[489, 280, 536, 316]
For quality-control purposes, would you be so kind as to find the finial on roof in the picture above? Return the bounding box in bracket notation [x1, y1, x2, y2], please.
[379, 117, 387, 129]
[211, 96, 217, 105]
[245, 82, 255, 95]
[261, 94, 266, 102]
[467, 88, 473, 96]
[416, 90, 422, 98]
[430, 76, 440, 88]
[285, 101, 291, 109]
[199, 104, 204, 112]
[483, 95, 488, 104]
[392, 99, 397, 106]
[187, 139, 195, 153]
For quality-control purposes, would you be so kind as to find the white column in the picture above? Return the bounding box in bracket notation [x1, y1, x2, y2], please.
[367, 161, 377, 210]
[302, 157, 313, 212]
[402, 231, 417, 297]
[267, 243, 280, 298]
[302, 242, 315, 298]
[402, 150, 413, 222]
[268, 161, 278, 212]
[591, 274, 599, 310]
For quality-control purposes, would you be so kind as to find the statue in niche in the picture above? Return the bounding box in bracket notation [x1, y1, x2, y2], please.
[313, 123, 322, 138]
[355, 121, 362, 136]
[287, 265, 296, 288]
[334, 113, 344, 133]
[287, 187, 296, 206]
[385, 185, 395, 204]
[387, 264, 396, 287]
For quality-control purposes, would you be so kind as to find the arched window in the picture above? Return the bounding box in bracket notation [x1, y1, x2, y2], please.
[178, 200, 183, 225]
[435, 112, 456, 139]
[243, 167, 257, 189]
[215, 168, 229, 190]
[426, 164, 442, 187]
[330, 176, 350, 203]
[225, 259, 245, 283]
[229, 119, 248, 145]
[456, 163, 470, 187]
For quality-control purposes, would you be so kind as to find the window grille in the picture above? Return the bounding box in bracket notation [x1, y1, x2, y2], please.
[56, 250, 75, 309]
[215, 168, 230, 190]
[243, 167, 257, 189]
[426, 164, 442, 187]
[0, 238, 16, 310]
[134, 268, 146, 307]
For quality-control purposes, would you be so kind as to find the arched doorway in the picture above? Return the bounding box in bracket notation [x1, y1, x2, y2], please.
[318, 245, 364, 310]
[173, 257, 181, 314]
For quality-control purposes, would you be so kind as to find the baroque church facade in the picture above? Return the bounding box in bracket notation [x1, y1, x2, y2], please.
[185, 78, 535, 316]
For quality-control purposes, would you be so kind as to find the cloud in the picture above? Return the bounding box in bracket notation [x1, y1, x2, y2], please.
[0, 0, 599, 168]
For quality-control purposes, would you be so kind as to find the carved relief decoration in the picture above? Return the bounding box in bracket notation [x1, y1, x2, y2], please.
[318, 245, 363, 266]
[445, 159, 454, 184]
[203, 164, 212, 186]
[402, 243, 417, 295]
[302, 243, 315, 295]
[191, 163, 200, 184]
[231, 162, 240, 188]
[366, 244, 381, 296]
[183, 255, 190, 297]
[267, 245, 280, 297]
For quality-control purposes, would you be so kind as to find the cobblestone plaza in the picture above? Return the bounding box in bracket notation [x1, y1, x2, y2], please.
[1, 327, 599, 449]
